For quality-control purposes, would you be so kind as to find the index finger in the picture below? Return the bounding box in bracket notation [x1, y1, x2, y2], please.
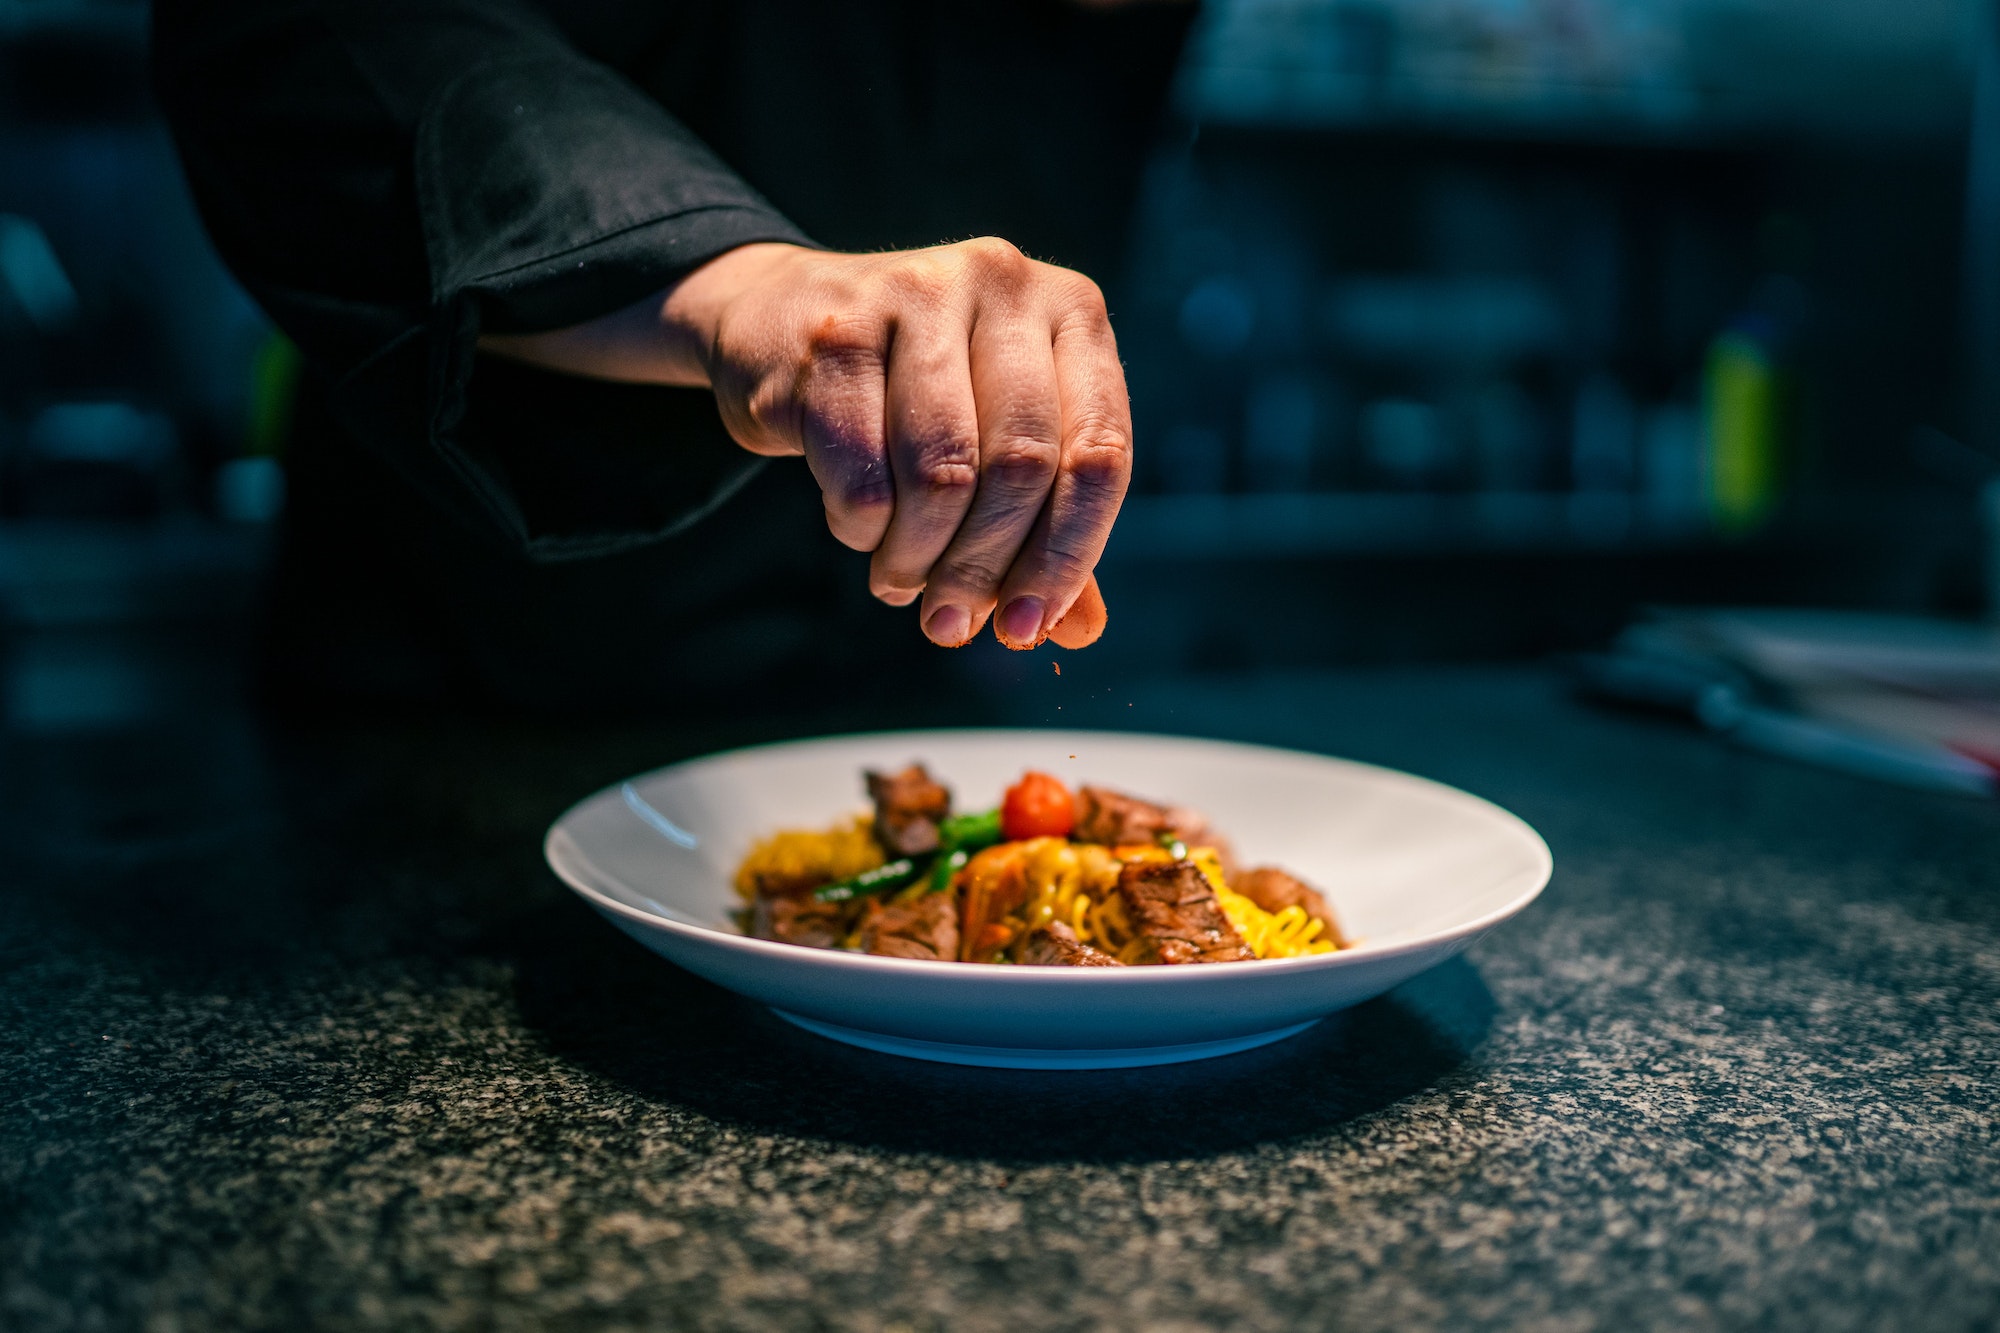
[798, 316, 893, 552]
[988, 294, 1131, 648]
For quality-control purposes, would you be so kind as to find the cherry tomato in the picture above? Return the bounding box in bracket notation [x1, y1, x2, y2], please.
[1001, 770, 1076, 841]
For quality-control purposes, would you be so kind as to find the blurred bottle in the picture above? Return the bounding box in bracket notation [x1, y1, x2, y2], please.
[1571, 373, 1636, 492]
[1701, 313, 1788, 535]
[1639, 402, 1704, 534]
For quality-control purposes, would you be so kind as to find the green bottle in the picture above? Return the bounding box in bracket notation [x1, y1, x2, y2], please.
[1702, 319, 1786, 536]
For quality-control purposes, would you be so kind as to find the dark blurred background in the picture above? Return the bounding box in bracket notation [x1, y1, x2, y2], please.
[0, 0, 1995, 729]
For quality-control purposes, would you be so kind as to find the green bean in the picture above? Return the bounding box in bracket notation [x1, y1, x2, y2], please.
[817, 810, 995, 905]
[938, 808, 1002, 852]
[909, 808, 1000, 896]
[930, 847, 969, 893]
[814, 857, 919, 903]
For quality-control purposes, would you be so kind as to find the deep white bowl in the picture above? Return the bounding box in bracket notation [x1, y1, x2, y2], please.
[545, 729, 1551, 1069]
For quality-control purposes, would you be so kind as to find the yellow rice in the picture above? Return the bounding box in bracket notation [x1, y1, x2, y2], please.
[732, 814, 884, 900]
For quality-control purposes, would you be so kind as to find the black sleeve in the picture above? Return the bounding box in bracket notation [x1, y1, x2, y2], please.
[152, 0, 817, 559]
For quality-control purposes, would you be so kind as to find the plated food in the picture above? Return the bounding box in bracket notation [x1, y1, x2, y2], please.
[546, 729, 1551, 1066]
[734, 764, 1351, 966]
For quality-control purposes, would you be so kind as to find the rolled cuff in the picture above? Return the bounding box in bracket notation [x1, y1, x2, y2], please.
[337, 55, 816, 561]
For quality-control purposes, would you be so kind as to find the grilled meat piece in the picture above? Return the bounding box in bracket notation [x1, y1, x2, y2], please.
[1233, 866, 1349, 948]
[1115, 859, 1255, 964]
[866, 764, 952, 856]
[860, 892, 960, 962]
[1018, 920, 1123, 967]
[1072, 785, 1211, 848]
[750, 892, 848, 949]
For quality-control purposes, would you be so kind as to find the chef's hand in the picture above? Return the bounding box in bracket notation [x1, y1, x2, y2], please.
[481, 239, 1123, 650]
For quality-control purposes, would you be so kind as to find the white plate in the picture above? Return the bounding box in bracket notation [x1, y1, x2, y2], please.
[545, 730, 1551, 1069]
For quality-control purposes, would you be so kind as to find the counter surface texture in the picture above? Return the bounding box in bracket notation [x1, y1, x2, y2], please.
[5, 665, 1998, 1331]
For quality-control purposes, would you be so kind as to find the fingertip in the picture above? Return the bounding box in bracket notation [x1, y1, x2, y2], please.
[867, 555, 923, 607]
[923, 603, 976, 647]
[1046, 577, 1108, 650]
[824, 499, 891, 553]
[995, 595, 1048, 650]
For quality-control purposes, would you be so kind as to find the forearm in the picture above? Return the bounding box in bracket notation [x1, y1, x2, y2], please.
[478, 242, 804, 389]
[477, 288, 702, 387]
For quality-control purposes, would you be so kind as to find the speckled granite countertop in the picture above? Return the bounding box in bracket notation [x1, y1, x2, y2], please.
[5, 664, 1999, 1332]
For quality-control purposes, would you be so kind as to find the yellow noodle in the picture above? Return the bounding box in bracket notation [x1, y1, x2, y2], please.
[1213, 883, 1336, 959]
[1083, 892, 1130, 956]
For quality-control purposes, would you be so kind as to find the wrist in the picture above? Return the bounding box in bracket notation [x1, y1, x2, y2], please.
[657, 242, 810, 386]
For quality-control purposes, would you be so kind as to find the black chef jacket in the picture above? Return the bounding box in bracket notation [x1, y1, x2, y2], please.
[152, 0, 1190, 708]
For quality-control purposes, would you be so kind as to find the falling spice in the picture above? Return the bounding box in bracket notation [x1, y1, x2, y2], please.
[1052, 661, 1061, 676]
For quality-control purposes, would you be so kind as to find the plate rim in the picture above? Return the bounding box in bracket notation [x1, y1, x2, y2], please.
[544, 726, 1552, 982]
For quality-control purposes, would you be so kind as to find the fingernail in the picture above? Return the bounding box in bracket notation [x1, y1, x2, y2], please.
[925, 604, 972, 646]
[996, 596, 1047, 648]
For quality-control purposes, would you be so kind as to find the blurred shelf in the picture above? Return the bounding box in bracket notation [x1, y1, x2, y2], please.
[1178, 108, 1769, 157]
[0, 518, 271, 628]
[1180, 87, 1723, 153]
[1177, 0, 1971, 150]
[0, 1, 150, 124]
[1104, 492, 1712, 562]
[0, 1, 145, 36]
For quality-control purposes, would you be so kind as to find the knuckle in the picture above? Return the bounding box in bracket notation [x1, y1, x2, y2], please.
[912, 439, 980, 492]
[1050, 272, 1117, 345]
[894, 330, 961, 378]
[804, 310, 886, 367]
[869, 569, 924, 601]
[983, 435, 1061, 491]
[842, 470, 893, 506]
[934, 551, 1010, 596]
[1036, 539, 1094, 587]
[802, 396, 881, 454]
[744, 382, 788, 435]
[814, 436, 893, 513]
[835, 476, 894, 522]
[838, 449, 894, 502]
[884, 255, 955, 308]
[736, 382, 802, 452]
[1059, 274, 1110, 325]
[1063, 420, 1133, 491]
[962, 235, 1030, 283]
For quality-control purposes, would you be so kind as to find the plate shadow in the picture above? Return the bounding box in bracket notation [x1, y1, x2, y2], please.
[503, 899, 1497, 1164]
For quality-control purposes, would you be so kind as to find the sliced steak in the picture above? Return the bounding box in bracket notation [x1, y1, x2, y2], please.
[1018, 920, 1123, 967]
[1115, 859, 1256, 964]
[1233, 866, 1349, 948]
[860, 892, 961, 962]
[1072, 785, 1210, 848]
[751, 892, 848, 950]
[866, 764, 952, 856]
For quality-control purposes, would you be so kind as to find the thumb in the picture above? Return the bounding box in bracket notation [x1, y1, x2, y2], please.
[1046, 575, 1108, 650]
